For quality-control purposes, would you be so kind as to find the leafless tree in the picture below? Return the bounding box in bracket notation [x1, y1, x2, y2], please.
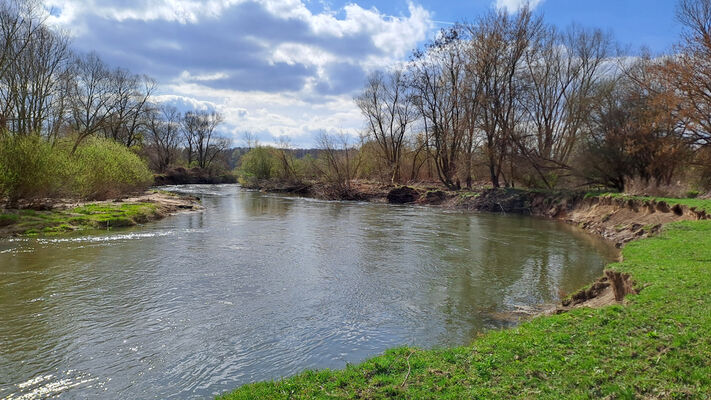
[314, 132, 362, 194]
[355, 69, 416, 184]
[515, 24, 612, 187]
[667, 0, 711, 147]
[103, 69, 155, 148]
[0, 0, 52, 132]
[145, 104, 181, 172]
[409, 27, 469, 189]
[67, 52, 117, 152]
[181, 110, 226, 169]
[1, 23, 71, 136]
[467, 7, 543, 188]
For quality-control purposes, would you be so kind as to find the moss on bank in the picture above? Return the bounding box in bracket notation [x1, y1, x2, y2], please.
[0, 202, 161, 236]
[220, 198, 711, 399]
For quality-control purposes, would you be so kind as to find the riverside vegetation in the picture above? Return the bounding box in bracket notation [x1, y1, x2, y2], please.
[2, 0, 711, 398]
[0, 1, 228, 229]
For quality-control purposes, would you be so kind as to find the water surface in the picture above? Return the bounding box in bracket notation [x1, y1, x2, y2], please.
[0, 184, 617, 399]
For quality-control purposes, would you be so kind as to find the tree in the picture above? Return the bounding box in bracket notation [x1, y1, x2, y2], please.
[145, 104, 181, 172]
[67, 52, 116, 152]
[579, 68, 689, 191]
[410, 27, 469, 189]
[516, 24, 611, 187]
[355, 69, 415, 184]
[467, 7, 543, 188]
[103, 69, 155, 148]
[660, 0, 711, 148]
[314, 132, 362, 195]
[181, 110, 226, 169]
[2, 23, 71, 136]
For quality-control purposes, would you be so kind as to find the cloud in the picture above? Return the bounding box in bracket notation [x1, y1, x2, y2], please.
[43, 0, 433, 145]
[494, 0, 544, 13]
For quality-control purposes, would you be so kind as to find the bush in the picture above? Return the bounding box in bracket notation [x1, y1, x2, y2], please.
[0, 135, 153, 205]
[237, 147, 277, 184]
[69, 137, 154, 199]
[0, 135, 68, 205]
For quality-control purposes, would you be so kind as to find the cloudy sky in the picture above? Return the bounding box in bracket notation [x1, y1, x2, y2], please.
[45, 0, 681, 147]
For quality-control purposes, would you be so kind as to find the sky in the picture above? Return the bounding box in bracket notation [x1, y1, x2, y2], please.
[44, 0, 683, 147]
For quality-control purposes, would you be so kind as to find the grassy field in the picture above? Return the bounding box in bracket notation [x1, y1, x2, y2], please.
[0, 202, 160, 235]
[220, 199, 711, 399]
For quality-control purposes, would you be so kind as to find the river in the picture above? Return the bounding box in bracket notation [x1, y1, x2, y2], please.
[0, 184, 617, 399]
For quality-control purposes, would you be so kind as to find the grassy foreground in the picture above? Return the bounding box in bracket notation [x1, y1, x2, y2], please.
[221, 207, 711, 398]
[0, 202, 160, 235]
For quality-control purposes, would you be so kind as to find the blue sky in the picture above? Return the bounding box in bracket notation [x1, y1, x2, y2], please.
[325, 0, 681, 53]
[45, 0, 682, 147]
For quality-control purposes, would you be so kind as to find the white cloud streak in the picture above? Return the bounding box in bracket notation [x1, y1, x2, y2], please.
[494, 0, 544, 13]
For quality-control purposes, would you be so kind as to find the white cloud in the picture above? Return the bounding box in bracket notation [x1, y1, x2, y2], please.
[494, 0, 544, 13]
[43, 0, 434, 146]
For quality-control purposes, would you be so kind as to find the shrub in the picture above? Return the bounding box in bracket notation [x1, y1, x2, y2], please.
[0, 135, 153, 205]
[70, 137, 153, 200]
[237, 146, 277, 184]
[0, 135, 67, 205]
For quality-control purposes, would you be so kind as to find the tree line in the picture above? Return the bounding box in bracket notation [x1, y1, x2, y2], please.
[350, 0, 711, 194]
[0, 0, 230, 176]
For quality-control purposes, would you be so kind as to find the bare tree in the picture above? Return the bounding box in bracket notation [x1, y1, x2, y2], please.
[0, 0, 47, 131]
[663, 0, 711, 147]
[467, 7, 543, 188]
[355, 69, 415, 184]
[515, 24, 612, 187]
[181, 110, 226, 169]
[103, 69, 155, 148]
[145, 104, 181, 172]
[314, 132, 362, 195]
[410, 27, 469, 189]
[67, 52, 116, 152]
[2, 23, 71, 136]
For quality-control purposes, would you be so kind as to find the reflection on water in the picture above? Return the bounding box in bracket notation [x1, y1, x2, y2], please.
[0, 184, 617, 398]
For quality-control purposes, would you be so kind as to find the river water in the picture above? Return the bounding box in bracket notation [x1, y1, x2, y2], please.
[0, 184, 617, 399]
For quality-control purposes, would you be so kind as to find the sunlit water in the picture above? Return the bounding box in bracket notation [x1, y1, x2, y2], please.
[0, 184, 617, 399]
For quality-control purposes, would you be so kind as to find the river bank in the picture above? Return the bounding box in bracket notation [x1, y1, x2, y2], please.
[222, 182, 711, 398]
[247, 180, 711, 248]
[0, 190, 202, 237]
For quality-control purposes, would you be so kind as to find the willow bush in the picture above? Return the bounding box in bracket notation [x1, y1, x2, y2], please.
[69, 137, 154, 199]
[0, 135, 153, 205]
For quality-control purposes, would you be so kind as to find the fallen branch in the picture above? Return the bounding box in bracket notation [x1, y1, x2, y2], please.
[400, 350, 415, 388]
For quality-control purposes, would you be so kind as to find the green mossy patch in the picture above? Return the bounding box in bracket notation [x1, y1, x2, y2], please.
[0, 202, 159, 236]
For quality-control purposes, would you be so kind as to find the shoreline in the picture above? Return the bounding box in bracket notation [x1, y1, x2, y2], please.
[247, 180, 710, 247]
[0, 190, 202, 238]
[250, 181, 710, 313]
[222, 183, 711, 398]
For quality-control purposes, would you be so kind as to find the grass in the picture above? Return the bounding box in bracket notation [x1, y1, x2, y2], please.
[220, 196, 711, 399]
[0, 202, 160, 236]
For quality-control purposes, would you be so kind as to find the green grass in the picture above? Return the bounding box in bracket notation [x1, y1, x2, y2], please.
[220, 202, 711, 399]
[0, 202, 159, 236]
